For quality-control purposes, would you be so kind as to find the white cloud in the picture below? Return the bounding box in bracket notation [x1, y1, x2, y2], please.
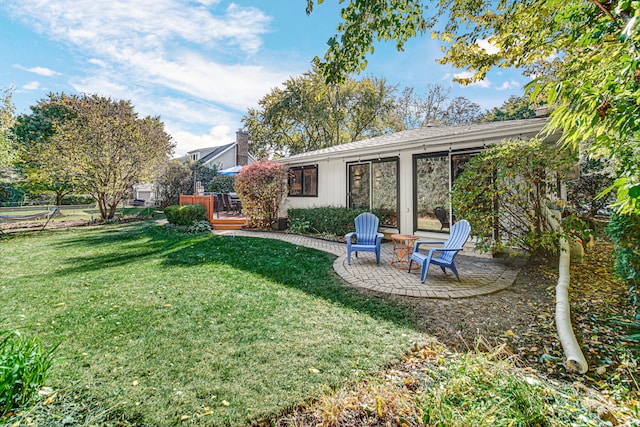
[452, 71, 491, 88]
[15, 65, 60, 76]
[22, 81, 41, 90]
[496, 79, 521, 91]
[4, 0, 289, 140]
[477, 39, 499, 55]
[88, 58, 107, 68]
[169, 125, 234, 157]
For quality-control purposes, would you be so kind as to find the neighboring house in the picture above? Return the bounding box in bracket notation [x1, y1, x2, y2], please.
[136, 130, 256, 203]
[175, 129, 256, 171]
[280, 117, 561, 240]
[132, 183, 155, 205]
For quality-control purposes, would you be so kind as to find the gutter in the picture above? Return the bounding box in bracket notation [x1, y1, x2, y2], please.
[547, 206, 589, 374]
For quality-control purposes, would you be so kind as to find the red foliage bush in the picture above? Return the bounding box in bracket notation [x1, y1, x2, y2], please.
[235, 161, 288, 229]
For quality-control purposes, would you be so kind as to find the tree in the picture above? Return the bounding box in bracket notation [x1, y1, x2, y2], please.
[156, 160, 193, 208]
[480, 95, 537, 122]
[243, 68, 400, 158]
[0, 86, 15, 170]
[13, 93, 79, 205]
[441, 96, 481, 126]
[395, 84, 479, 127]
[306, 0, 640, 214]
[52, 94, 173, 219]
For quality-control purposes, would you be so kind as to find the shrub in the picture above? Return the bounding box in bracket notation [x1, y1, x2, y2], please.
[607, 213, 640, 321]
[234, 161, 288, 229]
[562, 214, 594, 244]
[208, 175, 235, 193]
[288, 207, 381, 237]
[164, 204, 207, 226]
[452, 138, 576, 258]
[0, 328, 57, 415]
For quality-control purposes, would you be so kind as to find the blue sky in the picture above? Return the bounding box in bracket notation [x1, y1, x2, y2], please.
[0, 1, 529, 157]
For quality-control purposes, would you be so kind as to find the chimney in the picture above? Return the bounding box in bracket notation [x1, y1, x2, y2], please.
[236, 129, 249, 166]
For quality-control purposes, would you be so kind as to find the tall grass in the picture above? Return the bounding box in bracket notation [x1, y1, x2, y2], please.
[0, 327, 57, 415]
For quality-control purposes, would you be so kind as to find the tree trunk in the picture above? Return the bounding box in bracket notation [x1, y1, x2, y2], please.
[107, 201, 119, 219]
[97, 195, 108, 219]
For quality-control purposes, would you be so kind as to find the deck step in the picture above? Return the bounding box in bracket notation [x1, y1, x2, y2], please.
[210, 218, 246, 230]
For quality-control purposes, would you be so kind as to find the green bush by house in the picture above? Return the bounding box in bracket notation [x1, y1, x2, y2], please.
[288, 207, 381, 236]
[164, 204, 207, 226]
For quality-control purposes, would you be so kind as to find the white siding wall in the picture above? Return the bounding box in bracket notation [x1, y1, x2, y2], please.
[281, 160, 346, 212]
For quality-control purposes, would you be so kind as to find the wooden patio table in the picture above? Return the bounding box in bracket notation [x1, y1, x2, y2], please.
[390, 234, 419, 269]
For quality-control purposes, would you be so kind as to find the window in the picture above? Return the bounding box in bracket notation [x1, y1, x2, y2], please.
[288, 165, 318, 197]
[413, 149, 481, 232]
[348, 158, 398, 227]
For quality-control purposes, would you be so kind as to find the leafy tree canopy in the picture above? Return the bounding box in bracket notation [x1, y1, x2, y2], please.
[13, 93, 79, 204]
[307, 0, 640, 213]
[480, 95, 537, 122]
[243, 68, 401, 158]
[244, 68, 481, 158]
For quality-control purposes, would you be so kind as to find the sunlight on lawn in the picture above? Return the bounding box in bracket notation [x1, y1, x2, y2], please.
[0, 223, 422, 426]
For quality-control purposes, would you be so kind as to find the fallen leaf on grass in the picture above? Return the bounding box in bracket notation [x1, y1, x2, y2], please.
[308, 367, 320, 373]
[198, 407, 213, 417]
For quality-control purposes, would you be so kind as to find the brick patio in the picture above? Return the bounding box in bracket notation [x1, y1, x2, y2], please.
[214, 230, 524, 299]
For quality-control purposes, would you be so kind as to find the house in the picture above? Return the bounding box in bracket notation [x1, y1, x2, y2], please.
[175, 129, 255, 172]
[134, 130, 256, 204]
[280, 117, 560, 240]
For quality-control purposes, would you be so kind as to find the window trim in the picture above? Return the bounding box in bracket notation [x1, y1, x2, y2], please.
[288, 164, 318, 197]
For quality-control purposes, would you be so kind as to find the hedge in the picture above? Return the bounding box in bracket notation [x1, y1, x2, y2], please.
[164, 204, 208, 226]
[287, 206, 381, 236]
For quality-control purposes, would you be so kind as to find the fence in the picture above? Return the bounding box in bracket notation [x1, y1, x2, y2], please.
[179, 194, 216, 222]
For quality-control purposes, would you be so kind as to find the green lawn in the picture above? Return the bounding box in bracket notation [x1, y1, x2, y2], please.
[0, 205, 160, 225]
[0, 223, 421, 426]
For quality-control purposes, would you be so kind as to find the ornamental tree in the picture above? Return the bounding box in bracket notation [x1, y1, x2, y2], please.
[452, 138, 576, 259]
[234, 160, 288, 229]
[52, 94, 173, 219]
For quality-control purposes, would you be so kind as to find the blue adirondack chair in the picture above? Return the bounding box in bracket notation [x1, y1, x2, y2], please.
[345, 212, 384, 266]
[408, 219, 471, 282]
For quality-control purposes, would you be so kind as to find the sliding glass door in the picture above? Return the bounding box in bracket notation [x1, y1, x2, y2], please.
[414, 150, 480, 232]
[348, 158, 398, 227]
